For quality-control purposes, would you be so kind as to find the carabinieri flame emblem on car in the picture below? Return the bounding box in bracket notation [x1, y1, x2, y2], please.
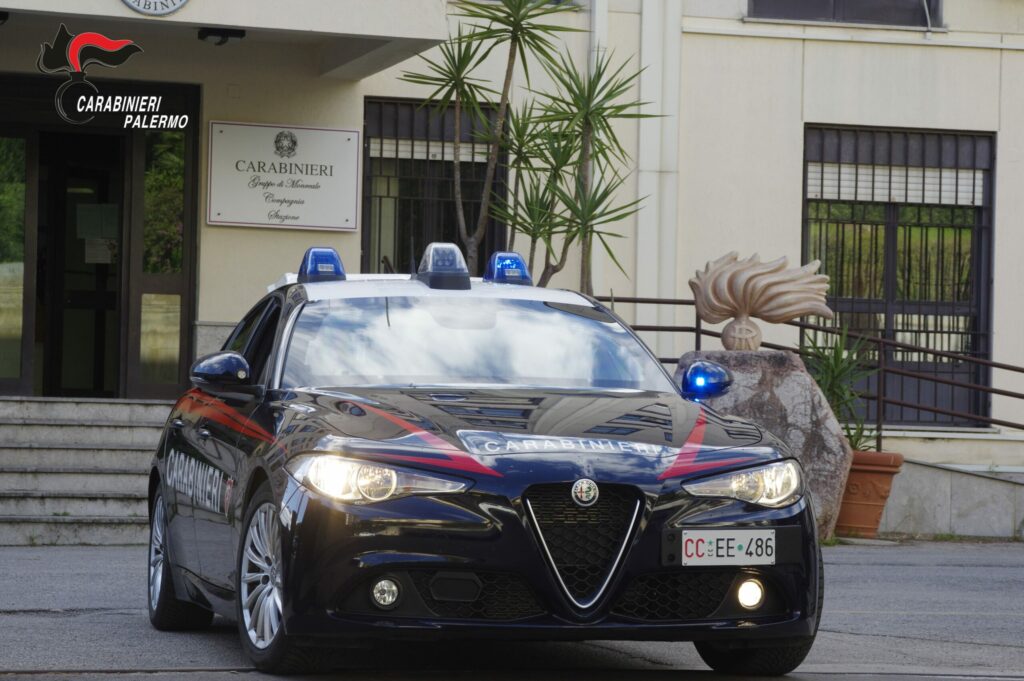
[571, 478, 599, 507]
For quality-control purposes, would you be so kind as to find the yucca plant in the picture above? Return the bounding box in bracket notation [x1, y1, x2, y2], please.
[451, 0, 578, 273]
[802, 328, 879, 451]
[534, 51, 650, 294]
[400, 27, 494, 254]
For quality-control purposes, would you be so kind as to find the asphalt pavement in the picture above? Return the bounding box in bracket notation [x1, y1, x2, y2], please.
[0, 541, 1022, 680]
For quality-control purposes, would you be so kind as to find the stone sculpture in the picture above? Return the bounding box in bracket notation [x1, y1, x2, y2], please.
[689, 252, 834, 350]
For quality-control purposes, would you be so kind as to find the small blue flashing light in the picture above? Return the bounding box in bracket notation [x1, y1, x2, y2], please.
[678, 360, 733, 400]
[484, 251, 533, 286]
[417, 242, 471, 290]
[297, 247, 346, 284]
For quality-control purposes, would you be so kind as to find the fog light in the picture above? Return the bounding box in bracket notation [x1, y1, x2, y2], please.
[371, 577, 400, 609]
[737, 579, 764, 610]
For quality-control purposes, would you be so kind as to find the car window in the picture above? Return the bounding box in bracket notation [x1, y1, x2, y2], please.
[247, 303, 280, 382]
[223, 301, 269, 355]
[281, 296, 675, 392]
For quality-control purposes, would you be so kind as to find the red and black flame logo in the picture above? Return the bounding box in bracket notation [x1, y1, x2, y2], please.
[37, 24, 143, 125]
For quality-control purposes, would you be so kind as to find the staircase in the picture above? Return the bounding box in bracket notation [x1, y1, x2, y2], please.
[0, 397, 171, 545]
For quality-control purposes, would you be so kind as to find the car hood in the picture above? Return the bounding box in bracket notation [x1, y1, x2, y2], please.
[268, 387, 786, 485]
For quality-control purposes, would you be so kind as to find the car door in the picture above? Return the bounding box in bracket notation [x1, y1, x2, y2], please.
[195, 296, 282, 590]
[161, 399, 204, 576]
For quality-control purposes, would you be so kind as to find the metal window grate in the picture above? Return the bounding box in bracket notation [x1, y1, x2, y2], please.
[802, 126, 994, 426]
[361, 98, 506, 274]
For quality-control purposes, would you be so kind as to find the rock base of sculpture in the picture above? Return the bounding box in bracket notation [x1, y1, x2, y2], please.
[679, 350, 853, 540]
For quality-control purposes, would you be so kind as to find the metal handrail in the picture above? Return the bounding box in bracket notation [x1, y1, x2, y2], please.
[596, 294, 1024, 445]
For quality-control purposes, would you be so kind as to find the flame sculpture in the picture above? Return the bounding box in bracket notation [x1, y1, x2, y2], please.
[689, 252, 834, 351]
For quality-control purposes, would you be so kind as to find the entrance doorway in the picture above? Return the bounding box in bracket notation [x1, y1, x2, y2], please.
[0, 75, 199, 400]
[37, 132, 124, 397]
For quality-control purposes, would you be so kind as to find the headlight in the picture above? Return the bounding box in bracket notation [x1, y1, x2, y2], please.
[682, 460, 802, 508]
[286, 454, 468, 504]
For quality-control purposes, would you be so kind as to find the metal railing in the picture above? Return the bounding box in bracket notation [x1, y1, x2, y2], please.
[597, 295, 1024, 450]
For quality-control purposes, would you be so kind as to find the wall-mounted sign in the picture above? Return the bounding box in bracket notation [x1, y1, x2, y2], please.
[122, 0, 190, 16]
[207, 121, 360, 231]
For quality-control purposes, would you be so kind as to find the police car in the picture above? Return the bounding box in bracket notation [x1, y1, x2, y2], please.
[146, 243, 822, 676]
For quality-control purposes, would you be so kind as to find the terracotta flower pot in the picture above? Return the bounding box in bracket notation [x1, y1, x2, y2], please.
[835, 450, 904, 539]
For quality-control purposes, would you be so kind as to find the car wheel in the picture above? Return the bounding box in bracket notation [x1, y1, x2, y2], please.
[148, 491, 214, 630]
[236, 481, 322, 675]
[694, 548, 824, 677]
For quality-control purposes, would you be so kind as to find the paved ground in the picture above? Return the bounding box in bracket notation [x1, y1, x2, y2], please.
[0, 541, 1022, 680]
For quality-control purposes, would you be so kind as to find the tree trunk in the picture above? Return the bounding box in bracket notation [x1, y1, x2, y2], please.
[453, 95, 468, 246]
[465, 234, 479, 276]
[507, 165, 522, 252]
[578, 124, 594, 295]
[468, 41, 518, 272]
[538, 234, 574, 287]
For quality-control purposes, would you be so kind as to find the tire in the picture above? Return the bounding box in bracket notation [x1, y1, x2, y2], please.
[236, 481, 323, 675]
[695, 548, 824, 676]
[148, 491, 214, 631]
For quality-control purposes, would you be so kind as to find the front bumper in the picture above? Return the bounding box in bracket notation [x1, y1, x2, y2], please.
[276, 477, 821, 644]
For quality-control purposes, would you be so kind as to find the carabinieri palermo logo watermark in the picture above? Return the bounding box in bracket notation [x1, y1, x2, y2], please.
[121, 0, 190, 16]
[37, 25, 189, 129]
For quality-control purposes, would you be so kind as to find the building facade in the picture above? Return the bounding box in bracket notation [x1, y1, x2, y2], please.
[0, 0, 1022, 448]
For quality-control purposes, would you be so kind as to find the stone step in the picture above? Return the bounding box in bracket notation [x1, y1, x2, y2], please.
[0, 397, 172, 424]
[0, 445, 154, 472]
[0, 491, 147, 517]
[0, 467, 148, 494]
[0, 420, 164, 448]
[0, 515, 148, 546]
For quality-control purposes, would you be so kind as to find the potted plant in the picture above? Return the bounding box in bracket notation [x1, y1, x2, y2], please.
[804, 328, 904, 539]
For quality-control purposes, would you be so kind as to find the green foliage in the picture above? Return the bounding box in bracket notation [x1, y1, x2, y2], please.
[456, 0, 581, 83]
[143, 132, 185, 274]
[400, 0, 644, 285]
[0, 138, 26, 264]
[400, 25, 494, 123]
[534, 51, 649, 164]
[803, 328, 878, 451]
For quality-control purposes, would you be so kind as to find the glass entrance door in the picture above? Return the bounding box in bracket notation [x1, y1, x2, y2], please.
[37, 132, 125, 397]
[0, 134, 31, 394]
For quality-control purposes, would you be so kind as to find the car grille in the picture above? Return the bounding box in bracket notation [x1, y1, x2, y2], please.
[409, 571, 544, 621]
[525, 483, 640, 606]
[612, 571, 735, 621]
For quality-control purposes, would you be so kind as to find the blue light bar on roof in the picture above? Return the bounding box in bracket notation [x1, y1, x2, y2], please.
[417, 242, 471, 290]
[297, 247, 346, 284]
[483, 251, 533, 286]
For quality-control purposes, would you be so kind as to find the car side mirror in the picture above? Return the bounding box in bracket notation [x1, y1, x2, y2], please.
[190, 351, 260, 398]
[676, 360, 733, 399]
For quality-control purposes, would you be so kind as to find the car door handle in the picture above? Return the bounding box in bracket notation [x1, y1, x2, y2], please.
[170, 418, 185, 429]
[198, 428, 211, 440]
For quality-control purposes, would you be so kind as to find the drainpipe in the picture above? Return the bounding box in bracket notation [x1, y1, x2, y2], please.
[589, 0, 608, 290]
[636, 0, 682, 357]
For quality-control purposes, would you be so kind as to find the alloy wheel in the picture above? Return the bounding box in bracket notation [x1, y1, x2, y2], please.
[149, 497, 166, 611]
[240, 503, 283, 649]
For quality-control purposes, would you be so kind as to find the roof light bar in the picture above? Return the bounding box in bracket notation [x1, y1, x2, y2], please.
[297, 247, 346, 284]
[417, 242, 471, 290]
[483, 251, 533, 286]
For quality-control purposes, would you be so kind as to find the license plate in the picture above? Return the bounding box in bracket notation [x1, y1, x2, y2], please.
[680, 529, 776, 566]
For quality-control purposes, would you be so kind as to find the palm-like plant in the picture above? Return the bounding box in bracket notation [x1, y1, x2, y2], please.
[400, 27, 493, 251]
[452, 0, 578, 273]
[803, 328, 879, 451]
[534, 51, 649, 294]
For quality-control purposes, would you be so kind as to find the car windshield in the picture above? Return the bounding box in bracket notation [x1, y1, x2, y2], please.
[281, 296, 675, 392]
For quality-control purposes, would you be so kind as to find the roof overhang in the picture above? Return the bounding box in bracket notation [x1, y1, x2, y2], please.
[0, 0, 448, 80]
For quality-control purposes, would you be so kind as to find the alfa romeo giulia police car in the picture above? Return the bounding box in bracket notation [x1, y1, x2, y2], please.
[146, 243, 822, 675]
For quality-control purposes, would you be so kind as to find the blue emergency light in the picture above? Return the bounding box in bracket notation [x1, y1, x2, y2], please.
[678, 360, 733, 400]
[417, 242, 471, 290]
[483, 251, 533, 286]
[297, 247, 346, 283]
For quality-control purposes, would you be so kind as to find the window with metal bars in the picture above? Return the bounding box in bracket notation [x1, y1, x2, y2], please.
[749, 0, 941, 28]
[802, 125, 993, 426]
[361, 98, 506, 274]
